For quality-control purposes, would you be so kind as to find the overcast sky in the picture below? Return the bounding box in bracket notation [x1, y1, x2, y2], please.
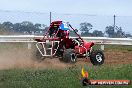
[0, 0, 132, 34]
[0, 0, 132, 16]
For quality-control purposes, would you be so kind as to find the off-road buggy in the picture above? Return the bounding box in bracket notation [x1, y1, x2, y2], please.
[35, 21, 105, 65]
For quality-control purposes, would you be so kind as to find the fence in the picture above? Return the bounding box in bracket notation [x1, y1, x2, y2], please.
[0, 35, 132, 50]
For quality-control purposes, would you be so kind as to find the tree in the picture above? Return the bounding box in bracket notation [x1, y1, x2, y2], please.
[20, 21, 35, 34]
[115, 27, 126, 38]
[13, 23, 21, 32]
[2, 21, 14, 31]
[0, 21, 48, 35]
[125, 33, 132, 37]
[80, 22, 93, 36]
[92, 30, 104, 37]
[105, 26, 115, 37]
[39, 24, 48, 34]
[105, 25, 126, 38]
[34, 23, 41, 29]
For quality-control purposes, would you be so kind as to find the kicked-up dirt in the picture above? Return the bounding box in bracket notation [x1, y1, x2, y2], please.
[0, 47, 132, 70]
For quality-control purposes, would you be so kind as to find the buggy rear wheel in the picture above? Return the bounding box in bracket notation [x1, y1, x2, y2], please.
[90, 50, 105, 65]
[62, 49, 77, 63]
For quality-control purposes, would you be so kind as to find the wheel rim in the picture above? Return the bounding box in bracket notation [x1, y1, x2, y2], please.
[71, 53, 76, 62]
[96, 53, 102, 62]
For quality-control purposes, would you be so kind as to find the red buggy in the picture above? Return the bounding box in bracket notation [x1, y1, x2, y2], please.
[35, 21, 105, 65]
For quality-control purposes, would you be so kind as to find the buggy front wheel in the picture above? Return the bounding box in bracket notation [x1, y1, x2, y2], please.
[90, 50, 105, 65]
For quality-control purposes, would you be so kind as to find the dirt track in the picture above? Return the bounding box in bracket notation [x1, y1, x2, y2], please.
[0, 47, 132, 70]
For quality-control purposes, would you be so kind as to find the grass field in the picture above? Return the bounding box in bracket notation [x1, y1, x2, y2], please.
[0, 64, 131, 88]
[93, 44, 132, 51]
[0, 43, 132, 88]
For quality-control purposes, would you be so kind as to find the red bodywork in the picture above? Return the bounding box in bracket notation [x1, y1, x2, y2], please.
[35, 21, 94, 55]
[75, 41, 94, 54]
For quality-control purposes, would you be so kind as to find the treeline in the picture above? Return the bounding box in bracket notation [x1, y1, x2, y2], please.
[0, 21, 48, 35]
[0, 21, 131, 37]
[79, 22, 132, 38]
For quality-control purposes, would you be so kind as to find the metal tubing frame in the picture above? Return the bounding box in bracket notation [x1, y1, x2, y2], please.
[36, 40, 60, 57]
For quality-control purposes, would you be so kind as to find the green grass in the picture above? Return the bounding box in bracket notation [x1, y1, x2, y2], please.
[0, 64, 132, 88]
[93, 44, 132, 51]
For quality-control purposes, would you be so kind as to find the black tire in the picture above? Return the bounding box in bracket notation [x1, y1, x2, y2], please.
[90, 50, 105, 65]
[62, 49, 77, 63]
